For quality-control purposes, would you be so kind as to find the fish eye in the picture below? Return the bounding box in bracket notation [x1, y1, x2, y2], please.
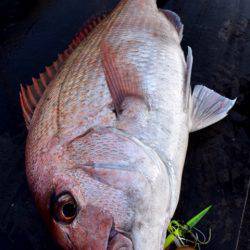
[51, 192, 77, 223]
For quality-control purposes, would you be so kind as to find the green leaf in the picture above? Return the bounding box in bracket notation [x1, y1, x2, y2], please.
[186, 205, 212, 228]
[164, 233, 176, 248]
[164, 221, 183, 249]
[164, 205, 212, 249]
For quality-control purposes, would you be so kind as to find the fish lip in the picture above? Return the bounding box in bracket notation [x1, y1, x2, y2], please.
[107, 223, 133, 250]
[108, 224, 119, 243]
[107, 232, 133, 250]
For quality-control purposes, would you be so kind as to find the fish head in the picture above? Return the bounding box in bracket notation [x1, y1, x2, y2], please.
[29, 127, 170, 249]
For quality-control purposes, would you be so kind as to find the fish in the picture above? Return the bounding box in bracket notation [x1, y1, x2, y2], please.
[19, 0, 236, 249]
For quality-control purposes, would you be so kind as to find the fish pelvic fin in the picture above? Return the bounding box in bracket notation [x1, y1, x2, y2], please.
[189, 85, 236, 132]
[19, 14, 107, 129]
[160, 9, 183, 41]
[101, 41, 147, 115]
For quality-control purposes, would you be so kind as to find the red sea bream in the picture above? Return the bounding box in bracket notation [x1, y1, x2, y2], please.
[20, 0, 236, 249]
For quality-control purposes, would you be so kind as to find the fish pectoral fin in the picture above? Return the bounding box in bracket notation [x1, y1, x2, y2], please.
[189, 85, 236, 132]
[160, 9, 183, 40]
[101, 41, 147, 115]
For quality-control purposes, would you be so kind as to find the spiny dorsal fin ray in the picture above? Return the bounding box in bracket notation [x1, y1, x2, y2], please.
[20, 14, 107, 129]
[101, 41, 146, 115]
[160, 9, 183, 40]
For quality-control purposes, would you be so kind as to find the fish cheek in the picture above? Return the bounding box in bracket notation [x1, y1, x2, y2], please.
[50, 223, 73, 248]
[50, 205, 113, 249]
[48, 210, 87, 249]
[71, 204, 113, 249]
[48, 183, 113, 249]
[47, 180, 85, 248]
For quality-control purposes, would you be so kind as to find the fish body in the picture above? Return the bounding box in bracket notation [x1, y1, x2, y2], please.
[20, 0, 235, 249]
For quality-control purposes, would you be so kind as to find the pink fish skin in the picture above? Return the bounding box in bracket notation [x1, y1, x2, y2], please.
[20, 0, 236, 249]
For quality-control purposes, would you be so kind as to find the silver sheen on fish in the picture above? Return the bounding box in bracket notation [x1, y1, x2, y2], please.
[20, 0, 236, 249]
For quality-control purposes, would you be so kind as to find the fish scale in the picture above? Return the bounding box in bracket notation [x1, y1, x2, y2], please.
[20, 0, 236, 249]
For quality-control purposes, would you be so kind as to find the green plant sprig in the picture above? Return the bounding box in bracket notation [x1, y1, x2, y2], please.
[164, 205, 212, 249]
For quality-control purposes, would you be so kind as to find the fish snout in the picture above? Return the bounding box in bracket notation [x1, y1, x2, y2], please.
[108, 233, 133, 250]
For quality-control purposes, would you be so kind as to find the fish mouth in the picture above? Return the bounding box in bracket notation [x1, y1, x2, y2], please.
[108, 226, 119, 242]
[107, 226, 133, 250]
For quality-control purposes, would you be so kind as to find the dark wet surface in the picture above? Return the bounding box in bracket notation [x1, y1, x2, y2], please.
[0, 0, 249, 249]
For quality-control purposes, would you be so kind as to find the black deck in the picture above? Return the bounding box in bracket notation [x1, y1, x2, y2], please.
[0, 0, 249, 249]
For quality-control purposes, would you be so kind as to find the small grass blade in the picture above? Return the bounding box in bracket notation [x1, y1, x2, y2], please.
[186, 205, 212, 229]
[164, 233, 176, 248]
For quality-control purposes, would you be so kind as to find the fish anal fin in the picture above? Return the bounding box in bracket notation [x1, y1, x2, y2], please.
[101, 41, 146, 114]
[19, 14, 106, 129]
[189, 85, 236, 132]
[160, 9, 183, 40]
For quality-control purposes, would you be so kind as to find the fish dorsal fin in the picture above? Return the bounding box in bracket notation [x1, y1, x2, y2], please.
[160, 9, 183, 40]
[20, 15, 106, 129]
[101, 41, 146, 115]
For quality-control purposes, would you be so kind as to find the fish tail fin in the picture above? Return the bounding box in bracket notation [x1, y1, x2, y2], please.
[189, 85, 236, 132]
